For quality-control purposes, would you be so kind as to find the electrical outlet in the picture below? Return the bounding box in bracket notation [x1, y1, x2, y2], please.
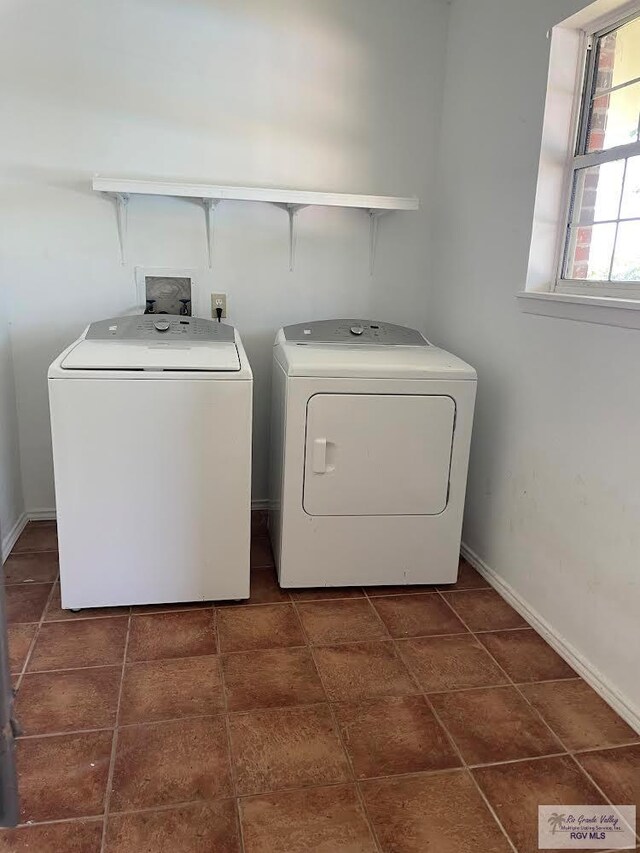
[211, 293, 227, 319]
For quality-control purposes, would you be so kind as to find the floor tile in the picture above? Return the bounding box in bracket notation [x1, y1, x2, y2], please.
[478, 629, 577, 683]
[228, 705, 350, 796]
[520, 679, 639, 751]
[46, 584, 130, 620]
[29, 617, 128, 671]
[396, 634, 509, 692]
[474, 755, 604, 853]
[290, 586, 365, 601]
[436, 558, 491, 591]
[110, 716, 232, 811]
[362, 770, 513, 853]
[335, 695, 461, 779]
[441, 589, 528, 632]
[296, 599, 388, 644]
[7, 623, 36, 672]
[430, 685, 563, 765]
[3, 551, 59, 584]
[371, 594, 467, 638]
[5, 583, 52, 624]
[127, 610, 216, 661]
[12, 521, 57, 553]
[234, 567, 290, 605]
[222, 647, 325, 712]
[105, 800, 241, 853]
[16, 666, 121, 735]
[120, 656, 224, 724]
[240, 784, 377, 853]
[251, 537, 274, 569]
[576, 744, 640, 810]
[312, 642, 416, 702]
[217, 603, 304, 653]
[0, 820, 103, 853]
[17, 730, 112, 821]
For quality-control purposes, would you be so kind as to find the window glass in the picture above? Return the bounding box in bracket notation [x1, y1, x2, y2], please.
[587, 16, 640, 152]
[571, 160, 624, 223]
[619, 154, 640, 218]
[611, 221, 640, 280]
[564, 223, 616, 280]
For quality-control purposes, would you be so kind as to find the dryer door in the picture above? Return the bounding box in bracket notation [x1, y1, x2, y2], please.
[303, 394, 455, 516]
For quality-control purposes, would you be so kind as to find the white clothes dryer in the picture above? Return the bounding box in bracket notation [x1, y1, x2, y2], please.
[268, 319, 476, 587]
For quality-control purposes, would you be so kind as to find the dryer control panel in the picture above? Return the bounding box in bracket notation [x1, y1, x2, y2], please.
[283, 319, 428, 346]
[86, 315, 235, 343]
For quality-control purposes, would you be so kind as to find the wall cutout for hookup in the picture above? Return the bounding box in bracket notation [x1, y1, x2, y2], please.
[134, 267, 197, 316]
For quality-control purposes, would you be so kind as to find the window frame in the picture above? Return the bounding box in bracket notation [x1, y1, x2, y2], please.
[555, 9, 640, 298]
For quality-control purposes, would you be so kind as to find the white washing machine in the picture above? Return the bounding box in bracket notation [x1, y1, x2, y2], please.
[48, 314, 252, 609]
[269, 319, 476, 587]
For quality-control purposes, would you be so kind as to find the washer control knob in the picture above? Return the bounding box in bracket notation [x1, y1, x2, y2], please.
[350, 325, 364, 336]
[154, 320, 170, 332]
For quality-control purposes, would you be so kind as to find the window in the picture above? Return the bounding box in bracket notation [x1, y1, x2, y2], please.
[559, 12, 640, 295]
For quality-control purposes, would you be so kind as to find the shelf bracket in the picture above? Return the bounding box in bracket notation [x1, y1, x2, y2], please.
[274, 203, 308, 271]
[202, 198, 221, 268]
[368, 210, 387, 275]
[112, 193, 130, 265]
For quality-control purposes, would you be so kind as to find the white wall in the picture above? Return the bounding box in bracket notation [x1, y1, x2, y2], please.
[0, 0, 448, 509]
[431, 0, 640, 719]
[0, 281, 24, 558]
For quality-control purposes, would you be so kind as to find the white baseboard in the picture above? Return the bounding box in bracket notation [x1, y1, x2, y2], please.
[27, 508, 57, 522]
[461, 542, 640, 735]
[1, 512, 28, 564]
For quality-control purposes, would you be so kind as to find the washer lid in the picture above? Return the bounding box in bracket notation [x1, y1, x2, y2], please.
[61, 341, 240, 372]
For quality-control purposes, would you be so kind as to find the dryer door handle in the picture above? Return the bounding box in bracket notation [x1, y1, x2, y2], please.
[312, 438, 328, 474]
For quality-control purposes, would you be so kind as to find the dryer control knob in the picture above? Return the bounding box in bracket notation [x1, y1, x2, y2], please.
[154, 320, 171, 332]
[350, 325, 364, 336]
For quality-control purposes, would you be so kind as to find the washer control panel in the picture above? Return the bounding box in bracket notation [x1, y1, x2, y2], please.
[86, 315, 235, 343]
[283, 319, 428, 346]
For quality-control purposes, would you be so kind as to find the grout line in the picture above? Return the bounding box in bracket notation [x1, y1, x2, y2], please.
[5, 548, 59, 558]
[361, 597, 396, 642]
[22, 661, 137, 676]
[14, 582, 58, 692]
[17, 726, 115, 741]
[214, 607, 246, 853]
[363, 588, 436, 599]
[99, 610, 132, 853]
[13, 703, 640, 744]
[422, 675, 582, 697]
[9, 814, 106, 829]
[572, 740, 640, 756]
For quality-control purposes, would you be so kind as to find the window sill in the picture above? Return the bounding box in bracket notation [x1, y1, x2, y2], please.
[517, 290, 640, 330]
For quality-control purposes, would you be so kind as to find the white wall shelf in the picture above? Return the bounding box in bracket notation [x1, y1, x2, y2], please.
[91, 176, 419, 270]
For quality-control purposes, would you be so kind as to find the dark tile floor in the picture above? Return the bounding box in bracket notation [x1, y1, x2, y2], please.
[0, 519, 639, 852]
